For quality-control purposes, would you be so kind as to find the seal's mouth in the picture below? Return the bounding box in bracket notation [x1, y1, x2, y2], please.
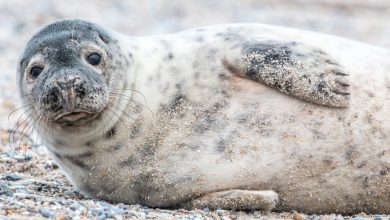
[54, 111, 97, 124]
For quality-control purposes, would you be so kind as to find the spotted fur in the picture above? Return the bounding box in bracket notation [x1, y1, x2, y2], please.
[17, 19, 390, 214]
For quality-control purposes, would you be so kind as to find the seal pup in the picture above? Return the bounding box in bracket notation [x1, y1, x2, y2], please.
[17, 19, 390, 214]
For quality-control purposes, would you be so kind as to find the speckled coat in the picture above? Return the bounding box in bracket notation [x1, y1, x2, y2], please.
[18, 20, 390, 214]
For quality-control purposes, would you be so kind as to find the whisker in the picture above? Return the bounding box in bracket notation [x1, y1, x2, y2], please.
[108, 96, 145, 122]
[8, 102, 34, 123]
[109, 92, 155, 119]
[110, 88, 148, 103]
[9, 107, 34, 148]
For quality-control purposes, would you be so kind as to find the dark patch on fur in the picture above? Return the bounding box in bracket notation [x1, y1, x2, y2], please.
[247, 114, 273, 137]
[193, 100, 229, 134]
[187, 143, 201, 151]
[194, 72, 200, 80]
[345, 145, 359, 164]
[380, 166, 390, 175]
[193, 114, 217, 134]
[160, 85, 188, 117]
[316, 80, 329, 95]
[334, 70, 349, 76]
[325, 59, 339, 65]
[356, 160, 367, 169]
[362, 176, 370, 188]
[107, 143, 122, 152]
[106, 126, 116, 139]
[55, 139, 66, 145]
[236, 113, 250, 124]
[169, 94, 186, 111]
[216, 138, 228, 153]
[233, 41, 350, 107]
[207, 48, 218, 62]
[119, 156, 136, 167]
[129, 121, 143, 139]
[64, 152, 93, 170]
[244, 43, 294, 79]
[54, 152, 63, 159]
[218, 72, 229, 81]
[165, 52, 174, 60]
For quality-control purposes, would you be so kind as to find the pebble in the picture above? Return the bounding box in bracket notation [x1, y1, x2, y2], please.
[3, 173, 22, 181]
[307, 214, 319, 220]
[293, 211, 303, 220]
[13, 184, 26, 190]
[189, 214, 204, 220]
[39, 208, 55, 218]
[44, 160, 59, 170]
[69, 202, 80, 211]
[3, 151, 33, 161]
[333, 214, 344, 220]
[13, 192, 31, 199]
[55, 213, 67, 220]
[0, 185, 13, 196]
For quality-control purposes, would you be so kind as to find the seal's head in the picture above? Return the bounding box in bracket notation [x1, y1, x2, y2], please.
[17, 19, 129, 129]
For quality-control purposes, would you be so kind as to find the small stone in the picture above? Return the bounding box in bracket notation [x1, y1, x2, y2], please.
[190, 214, 204, 220]
[55, 213, 68, 220]
[13, 192, 31, 199]
[0, 187, 13, 196]
[39, 208, 55, 218]
[293, 211, 303, 220]
[13, 184, 27, 191]
[216, 209, 224, 216]
[70, 202, 80, 211]
[45, 160, 59, 170]
[5, 151, 33, 161]
[3, 173, 22, 181]
[308, 214, 320, 220]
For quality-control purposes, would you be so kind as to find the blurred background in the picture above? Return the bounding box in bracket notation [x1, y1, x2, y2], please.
[0, 0, 389, 128]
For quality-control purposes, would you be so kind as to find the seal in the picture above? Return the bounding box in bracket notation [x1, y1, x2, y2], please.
[16, 19, 390, 214]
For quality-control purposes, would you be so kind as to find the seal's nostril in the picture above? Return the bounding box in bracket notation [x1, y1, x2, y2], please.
[56, 75, 82, 88]
[68, 75, 77, 83]
[56, 79, 66, 89]
[69, 75, 82, 86]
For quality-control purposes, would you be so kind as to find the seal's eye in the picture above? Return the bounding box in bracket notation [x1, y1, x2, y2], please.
[87, 53, 101, 65]
[30, 66, 43, 78]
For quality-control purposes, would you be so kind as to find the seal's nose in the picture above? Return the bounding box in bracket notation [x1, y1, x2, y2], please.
[42, 74, 86, 112]
[56, 75, 82, 89]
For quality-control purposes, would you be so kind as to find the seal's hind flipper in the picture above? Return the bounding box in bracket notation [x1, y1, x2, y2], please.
[224, 41, 350, 107]
[181, 190, 278, 211]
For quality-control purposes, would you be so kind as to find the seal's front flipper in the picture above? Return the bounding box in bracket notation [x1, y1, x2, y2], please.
[181, 190, 278, 211]
[224, 41, 350, 107]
